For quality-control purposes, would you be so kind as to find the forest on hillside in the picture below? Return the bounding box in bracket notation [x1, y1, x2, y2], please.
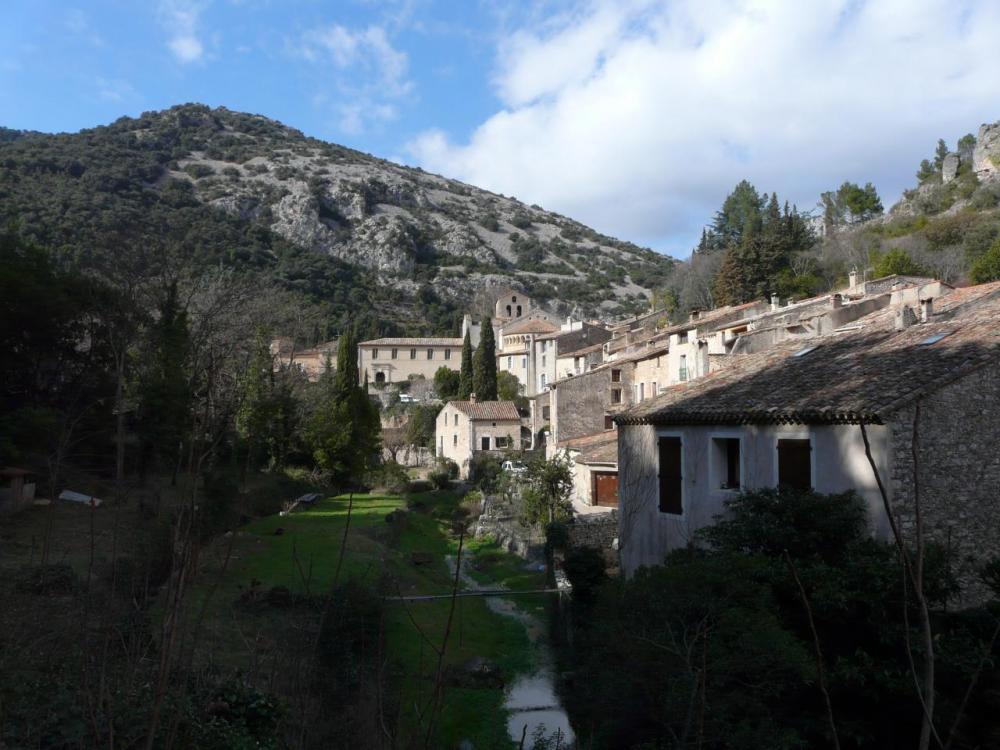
[659, 132, 1000, 318]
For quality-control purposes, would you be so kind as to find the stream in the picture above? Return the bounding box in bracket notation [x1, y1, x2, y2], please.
[447, 555, 574, 747]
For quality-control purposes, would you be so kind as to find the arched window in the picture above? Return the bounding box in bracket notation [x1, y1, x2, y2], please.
[375, 371, 386, 384]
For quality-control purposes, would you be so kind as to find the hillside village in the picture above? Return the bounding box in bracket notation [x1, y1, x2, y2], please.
[5, 89, 1000, 747]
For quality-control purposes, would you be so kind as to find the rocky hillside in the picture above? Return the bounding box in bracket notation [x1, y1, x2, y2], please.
[0, 104, 674, 330]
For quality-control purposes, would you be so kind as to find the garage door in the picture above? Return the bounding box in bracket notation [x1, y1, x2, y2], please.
[593, 472, 619, 507]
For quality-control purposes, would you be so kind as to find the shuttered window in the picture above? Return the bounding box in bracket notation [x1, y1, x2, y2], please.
[658, 436, 683, 515]
[777, 439, 812, 490]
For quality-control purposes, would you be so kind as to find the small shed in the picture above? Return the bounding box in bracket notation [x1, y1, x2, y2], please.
[0, 467, 37, 515]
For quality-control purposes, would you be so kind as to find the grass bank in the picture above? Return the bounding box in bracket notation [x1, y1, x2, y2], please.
[192, 487, 548, 748]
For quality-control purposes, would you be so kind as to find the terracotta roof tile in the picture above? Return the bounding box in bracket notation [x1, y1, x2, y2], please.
[450, 401, 521, 421]
[619, 282, 1000, 426]
[502, 318, 560, 335]
[361, 337, 462, 347]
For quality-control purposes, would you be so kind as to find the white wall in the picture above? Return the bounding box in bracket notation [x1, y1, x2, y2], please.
[618, 422, 893, 575]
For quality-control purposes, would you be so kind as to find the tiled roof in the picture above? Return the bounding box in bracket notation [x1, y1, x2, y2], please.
[577, 440, 619, 465]
[558, 431, 617, 450]
[450, 400, 521, 421]
[559, 341, 605, 358]
[502, 318, 560, 335]
[361, 337, 462, 347]
[619, 282, 1000, 426]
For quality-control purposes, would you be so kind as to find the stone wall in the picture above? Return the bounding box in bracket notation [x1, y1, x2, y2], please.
[889, 361, 1000, 605]
[568, 511, 619, 573]
[552, 363, 633, 444]
[474, 495, 546, 561]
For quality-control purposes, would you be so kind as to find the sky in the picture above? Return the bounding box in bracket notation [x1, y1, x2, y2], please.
[3, 0, 1000, 257]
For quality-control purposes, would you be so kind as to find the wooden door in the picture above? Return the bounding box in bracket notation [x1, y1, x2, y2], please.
[593, 471, 619, 507]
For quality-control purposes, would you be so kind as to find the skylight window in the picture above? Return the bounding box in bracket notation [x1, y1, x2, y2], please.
[918, 332, 953, 346]
[792, 345, 818, 357]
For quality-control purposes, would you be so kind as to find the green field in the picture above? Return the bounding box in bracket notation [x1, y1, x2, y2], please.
[192, 488, 548, 748]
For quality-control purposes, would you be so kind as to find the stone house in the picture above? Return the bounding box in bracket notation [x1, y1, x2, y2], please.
[548, 360, 635, 452]
[559, 432, 620, 510]
[270, 338, 338, 382]
[359, 337, 464, 385]
[496, 317, 560, 396]
[436, 400, 522, 479]
[615, 281, 1000, 603]
[532, 321, 613, 394]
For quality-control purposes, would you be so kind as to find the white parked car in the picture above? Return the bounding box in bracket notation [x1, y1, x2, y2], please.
[502, 460, 527, 476]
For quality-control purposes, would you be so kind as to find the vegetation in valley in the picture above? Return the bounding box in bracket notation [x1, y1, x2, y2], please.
[555, 487, 1000, 749]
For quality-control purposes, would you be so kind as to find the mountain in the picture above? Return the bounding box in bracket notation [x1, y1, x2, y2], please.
[0, 104, 675, 333]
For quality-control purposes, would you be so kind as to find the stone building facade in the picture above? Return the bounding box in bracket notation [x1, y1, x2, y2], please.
[549, 361, 635, 450]
[436, 400, 522, 479]
[615, 282, 1000, 606]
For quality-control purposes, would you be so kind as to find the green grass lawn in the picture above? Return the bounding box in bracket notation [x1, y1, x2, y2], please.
[192, 487, 549, 749]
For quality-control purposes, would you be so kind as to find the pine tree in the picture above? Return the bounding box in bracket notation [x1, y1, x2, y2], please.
[458, 328, 474, 399]
[933, 138, 949, 170]
[139, 281, 192, 477]
[472, 317, 497, 400]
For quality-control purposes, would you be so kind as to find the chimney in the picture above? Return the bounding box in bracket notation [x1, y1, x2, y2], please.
[920, 298, 934, 323]
[895, 305, 918, 331]
[689, 309, 702, 322]
[831, 293, 843, 309]
[469, 392, 476, 403]
[771, 294, 781, 311]
[849, 268, 858, 289]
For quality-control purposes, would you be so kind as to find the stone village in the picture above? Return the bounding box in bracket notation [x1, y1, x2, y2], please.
[270, 272, 1000, 598]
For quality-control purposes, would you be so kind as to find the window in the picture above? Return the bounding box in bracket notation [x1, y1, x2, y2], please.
[410, 348, 416, 359]
[522, 356, 527, 368]
[542, 406, 550, 420]
[516, 305, 522, 316]
[453, 414, 458, 426]
[652, 381, 658, 395]
[481, 436, 491, 450]
[611, 388, 622, 403]
[495, 436, 510, 448]
[611, 368, 622, 383]
[542, 355, 546, 366]
[639, 383, 645, 401]
[439, 436, 443, 451]
[658, 436, 683, 515]
[604, 414, 614, 430]
[391, 348, 398, 359]
[453, 434, 458, 446]
[512, 295, 517, 303]
[711, 437, 741, 490]
[777, 439, 812, 490]
[372, 348, 379, 359]
[679, 354, 688, 382]
[445, 349, 452, 360]
[427, 348, 434, 359]
[508, 356, 513, 368]
[541, 373, 547, 387]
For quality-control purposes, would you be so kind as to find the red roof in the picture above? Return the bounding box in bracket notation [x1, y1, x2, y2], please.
[450, 401, 521, 421]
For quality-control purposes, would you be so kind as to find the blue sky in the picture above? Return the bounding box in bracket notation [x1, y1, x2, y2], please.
[3, 1, 1000, 256]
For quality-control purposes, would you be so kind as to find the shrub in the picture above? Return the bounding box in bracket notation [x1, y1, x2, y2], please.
[182, 163, 214, 179]
[971, 237, 1000, 283]
[510, 211, 533, 229]
[962, 221, 1000, 261]
[970, 182, 1000, 209]
[563, 546, 607, 599]
[479, 213, 500, 231]
[374, 461, 410, 494]
[871, 248, 928, 278]
[922, 213, 980, 250]
[407, 479, 433, 494]
[429, 457, 459, 489]
[469, 452, 503, 491]
[15, 563, 78, 595]
[545, 520, 570, 551]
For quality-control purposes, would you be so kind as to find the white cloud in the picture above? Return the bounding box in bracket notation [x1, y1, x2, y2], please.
[158, 1, 207, 64]
[299, 23, 411, 134]
[408, 0, 1000, 255]
[96, 77, 135, 102]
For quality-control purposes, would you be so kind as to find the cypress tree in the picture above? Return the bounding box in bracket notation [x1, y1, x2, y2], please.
[458, 328, 474, 399]
[472, 317, 497, 401]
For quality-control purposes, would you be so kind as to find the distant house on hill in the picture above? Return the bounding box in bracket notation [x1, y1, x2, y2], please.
[436, 399, 522, 479]
[270, 338, 338, 382]
[359, 337, 464, 386]
[615, 281, 1000, 603]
